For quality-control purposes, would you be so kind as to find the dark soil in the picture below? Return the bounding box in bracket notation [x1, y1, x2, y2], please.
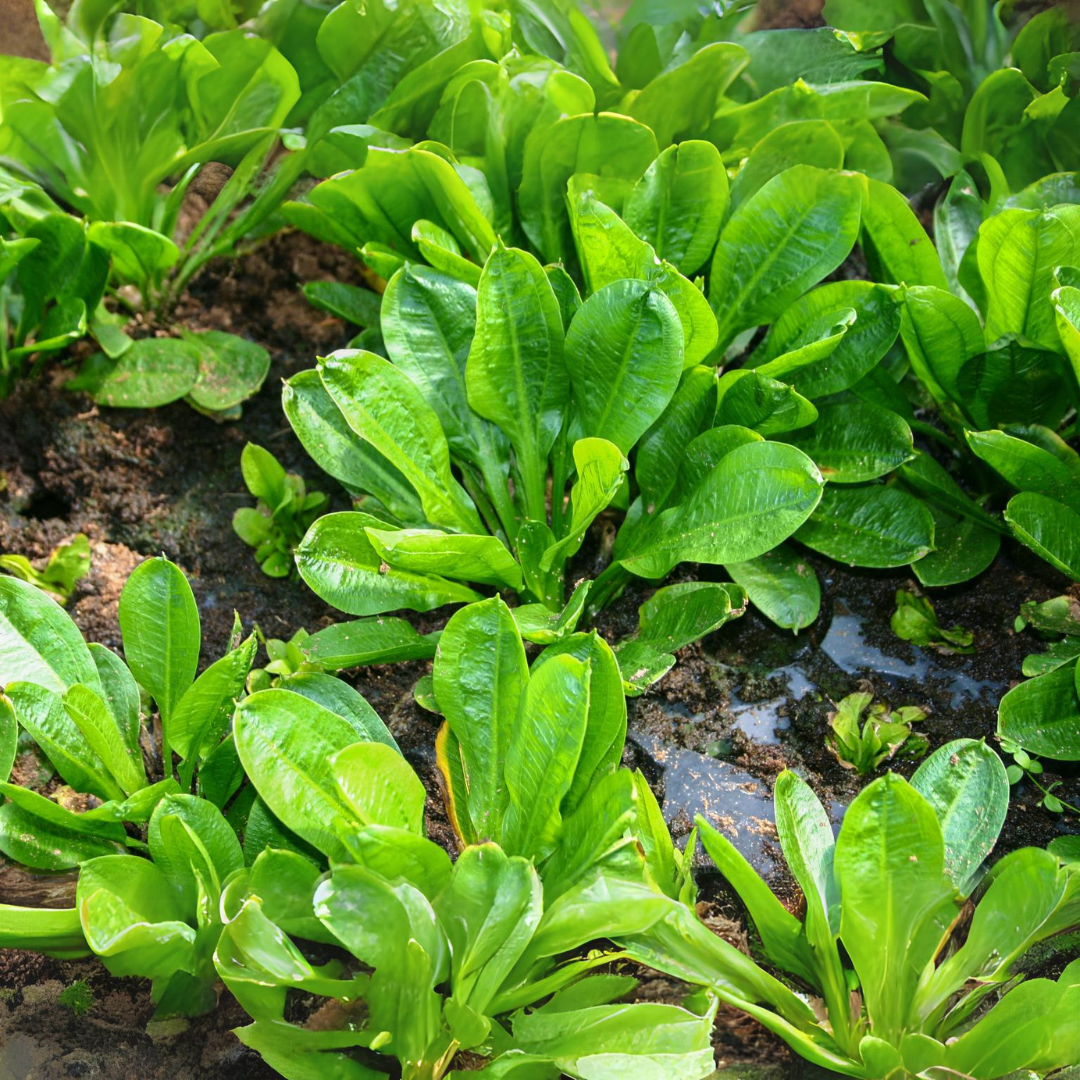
[2, 228, 1079, 1078]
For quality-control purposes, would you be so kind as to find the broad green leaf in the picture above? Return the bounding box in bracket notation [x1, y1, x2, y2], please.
[709, 166, 865, 348]
[774, 771, 848, 1026]
[957, 338, 1075, 432]
[998, 662, 1080, 761]
[897, 452, 1005, 533]
[117, 557, 200, 734]
[518, 112, 658, 262]
[635, 366, 716, 514]
[88, 643, 141, 753]
[911, 739, 1009, 890]
[543, 438, 627, 570]
[620, 440, 823, 578]
[796, 483, 934, 568]
[184, 331, 270, 413]
[240, 443, 287, 509]
[74, 338, 201, 409]
[966, 430, 1080, 508]
[466, 244, 567, 520]
[728, 120, 845, 209]
[899, 285, 984, 405]
[565, 279, 682, 453]
[0, 695, 15, 784]
[6, 681, 116, 800]
[715, 370, 818, 437]
[86, 221, 178, 286]
[331, 742, 426, 834]
[76, 856, 196, 980]
[412, 218, 482, 285]
[302, 281, 382, 328]
[435, 843, 542, 1015]
[365, 527, 522, 590]
[233, 689, 369, 861]
[944, 967, 1080, 1076]
[283, 370, 425, 525]
[1055, 282, 1080, 386]
[296, 513, 483, 616]
[543, 768, 638, 902]
[380, 263, 503, 473]
[782, 402, 914, 483]
[63, 684, 146, 797]
[302, 618, 439, 670]
[319, 350, 483, 534]
[532, 631, 626, 815]
[1005, 492, 1080, 580]
[634, 581, 747, 653]
[432, 596, 528, 844]
[0, 576, 98, 694]
[979, 205, 1080, 351]
[277, 671, 398, 751]
[171, 632, 257, 770]
[861, 177, 948, 290]
[148, 794, 243, 906]
[912, 509, 1000, 588]
[623, 140, 728, 276]
[500, 653, 590, 861]
[0, 801, 124, 870]
[834, 774, 956, 1042]
[511, 579, 593, 645]
[567, 184, 718, 368]
[726, 542, 821, 632]
[628, 41, 748, 146]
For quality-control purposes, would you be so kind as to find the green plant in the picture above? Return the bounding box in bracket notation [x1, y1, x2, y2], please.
[58, 979, 95, 1016]
[233, 444, 329, 578]
[891, 588, 974, 654]
[826, 690, 930, 774]
[0, 557, 257, 872]
[629, 738, 1080, 1079]
[822, 1, 1080, 192]
[0, 532, 90, 604]
[999, 734, 1080, 815]
[206, 594, 718, 1078]
[1014, 593, 1080, 676]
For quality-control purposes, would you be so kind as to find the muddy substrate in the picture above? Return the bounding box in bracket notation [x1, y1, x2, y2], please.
[1, 233, 1078, 1079]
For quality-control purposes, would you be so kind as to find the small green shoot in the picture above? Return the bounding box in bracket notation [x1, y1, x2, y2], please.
[232, 444, 328, 578]
[827, 690, 930, 775]
[245, 627, 325, 693]
[892, 589, 975, 654]
[0, 533, 91, 604]
[1000, 735, 1080, 815]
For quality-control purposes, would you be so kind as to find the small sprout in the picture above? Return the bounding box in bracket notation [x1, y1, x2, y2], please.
[58, 979, 94, 1016]
[999, 735, 1080, 815]
[891, 589, 974, 655]
[0, 534, 91, 604]
[245, 626, 324, 693]
[827, 690, 930, 775]
[232, 444, 328, 579]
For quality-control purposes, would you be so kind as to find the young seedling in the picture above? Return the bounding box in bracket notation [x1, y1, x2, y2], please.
[826, 691, 930, 775]
[0, 533, 91, 604]
[233, 444, 328, 578]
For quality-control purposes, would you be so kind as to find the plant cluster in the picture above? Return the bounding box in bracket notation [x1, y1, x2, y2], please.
[4, 562, 1077, 1080]
[3, 1, 1080, 1079]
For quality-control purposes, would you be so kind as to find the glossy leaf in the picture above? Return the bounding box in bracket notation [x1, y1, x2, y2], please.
[709, 166, 864, 348]
[796, 484, 934, 568]
[726, 543, 821, 632]
[296, 513, 483, 616]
